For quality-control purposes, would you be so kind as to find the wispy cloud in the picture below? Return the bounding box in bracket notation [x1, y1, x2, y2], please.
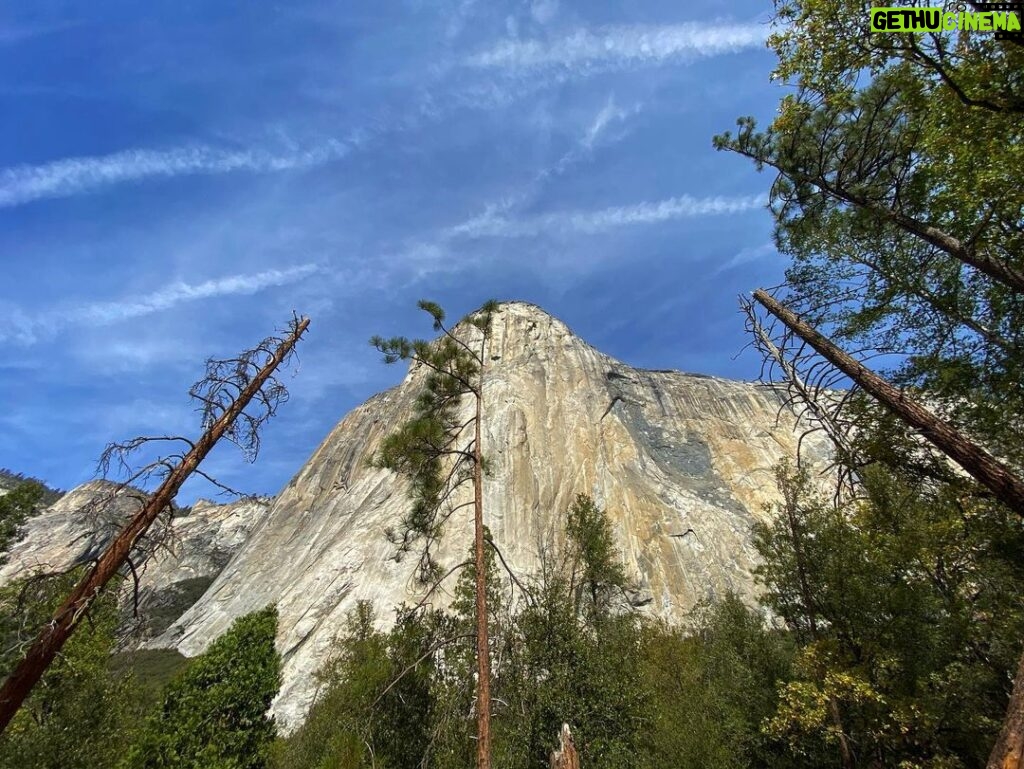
[514, 94, 639, 189]
[445, 193, 766, 239]
[0, 21, 79, 46]
[0, 141, 352, 208]
[466, 22, 768, 71]
[3, 264, 321, 345]
[582, 96, 632, 149]
[530, 0, 559, 25]
[713, 241, 778, 275]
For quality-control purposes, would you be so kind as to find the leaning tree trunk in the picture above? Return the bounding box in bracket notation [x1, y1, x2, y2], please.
[989, 651, 1024, 769]
[0, 316, 309, 734]
[753, 290, 1024, 517]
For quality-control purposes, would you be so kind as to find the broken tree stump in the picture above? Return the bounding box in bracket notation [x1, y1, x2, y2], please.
[550, 723, 580, 769]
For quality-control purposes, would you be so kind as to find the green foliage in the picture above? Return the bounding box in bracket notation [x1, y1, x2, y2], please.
[0, 571, 141, 769]
[125, 606, 281, 769]
[0, 479, 45, 560]
[753, 462, 1024, 767]
[110, 648, 192, 712]
[715, 0, 1024, 472]
[271, 495, 653, 769]
[370, 300, 498, 583]
[565, 493, 628, 615]
[640, 597, 797, 769]
[270, 601, 449, 769]
[717, 13, 1024, 760]
[268, 601, 384, 769]
[0, 469, 62, 505]
[499, 580, 646, 769]
[491, 497, 647, 769]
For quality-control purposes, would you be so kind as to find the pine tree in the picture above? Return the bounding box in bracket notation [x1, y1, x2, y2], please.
[371, 299, 499, 769]
[0, 480, 44, 562]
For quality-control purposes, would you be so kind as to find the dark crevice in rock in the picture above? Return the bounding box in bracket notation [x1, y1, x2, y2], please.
[600, 396, 623, 421]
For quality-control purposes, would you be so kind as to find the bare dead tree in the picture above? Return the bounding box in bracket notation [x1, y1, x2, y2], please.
[753, 289, 1024, 517]
[0, 314, 310, 734]
[740, 293, 864, 503]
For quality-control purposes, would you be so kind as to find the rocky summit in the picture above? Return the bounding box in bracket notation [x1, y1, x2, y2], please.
[1, 301, 829, 731]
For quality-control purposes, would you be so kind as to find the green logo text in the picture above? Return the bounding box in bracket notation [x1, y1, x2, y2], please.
[870, 6, 1022, 33]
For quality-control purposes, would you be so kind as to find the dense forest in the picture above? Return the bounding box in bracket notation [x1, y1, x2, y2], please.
[2, 0, 1023, 767]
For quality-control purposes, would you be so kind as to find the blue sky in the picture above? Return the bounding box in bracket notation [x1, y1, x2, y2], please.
[0, 0, 791, 502]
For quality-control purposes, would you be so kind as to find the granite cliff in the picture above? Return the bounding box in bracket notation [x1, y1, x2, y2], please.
[1, 301, 829, 731]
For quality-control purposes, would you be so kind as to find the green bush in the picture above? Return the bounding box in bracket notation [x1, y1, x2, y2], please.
[124, 606, 281, 769]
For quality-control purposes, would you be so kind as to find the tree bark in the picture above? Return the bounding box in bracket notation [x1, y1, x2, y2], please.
[474, 355, 492, 769]
[989, 650, 1024, 769]
[726, 141, 1024, 295]
[549, 723, 580, 769]
[753, 290, 1024, 517]
[0, 316, 309, 734]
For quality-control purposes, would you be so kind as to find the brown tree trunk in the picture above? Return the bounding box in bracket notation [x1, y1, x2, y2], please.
[727, 144, 1024, 295]
[0, 317, 309, 734]
[989, 650, 1024, 769]
[753, 290, 1024, 517]
[473, 371, 492, 769]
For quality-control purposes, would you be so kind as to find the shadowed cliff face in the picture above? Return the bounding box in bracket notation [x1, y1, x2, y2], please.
[146, 301, 830, 731]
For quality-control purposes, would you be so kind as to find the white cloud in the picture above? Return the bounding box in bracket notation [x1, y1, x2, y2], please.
[530, 0, 559, 25]
[714, 241, 779, 274]
[79, 264, 321, 323]
[445, 193, 766, 238]
[582, 94, 637, 150]
[0, 141, 351, 208]
[466, 22, 768, 71]
[2, 264, 321, 345]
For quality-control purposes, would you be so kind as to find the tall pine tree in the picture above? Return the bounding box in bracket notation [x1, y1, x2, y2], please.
[371, 299, 500, 769]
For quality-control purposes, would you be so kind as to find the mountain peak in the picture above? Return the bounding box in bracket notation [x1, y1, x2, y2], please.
[2, 301, 832, 733]
[143, 308, 830, 730]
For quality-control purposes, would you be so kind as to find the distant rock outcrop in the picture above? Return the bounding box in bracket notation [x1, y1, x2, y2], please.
[0, 481, 270, 643]
[0, 481, 147, 581]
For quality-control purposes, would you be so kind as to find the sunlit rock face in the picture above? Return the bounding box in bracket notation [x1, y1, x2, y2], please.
[148, 301, 830, 731]
[126, 496, 272, 642]
[0, 481, 148, 582]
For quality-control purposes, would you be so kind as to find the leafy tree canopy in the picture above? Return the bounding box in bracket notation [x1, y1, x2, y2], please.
[124, 606, 281, 769]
